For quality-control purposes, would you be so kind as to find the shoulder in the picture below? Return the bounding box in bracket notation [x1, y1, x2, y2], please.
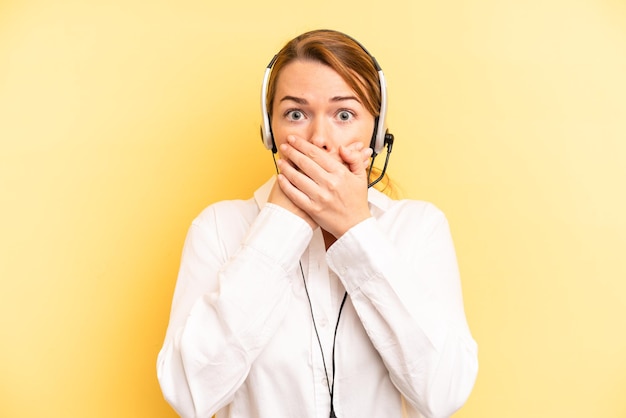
[188, 198, 260, 251]
[373, 190, 448, 227]
[390, 199, 447, 223]
[193, 198, 259, 227]
[370, 188, 445, 222]
[376, 197, 453, 248]
[191, 177, 274, 229]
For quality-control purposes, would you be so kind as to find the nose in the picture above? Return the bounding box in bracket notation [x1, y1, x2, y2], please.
[308, 118, 333, 152]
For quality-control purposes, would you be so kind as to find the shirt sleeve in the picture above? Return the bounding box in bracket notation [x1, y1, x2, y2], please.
[326, 202, 478, 418]
[157, 202, 313, 418]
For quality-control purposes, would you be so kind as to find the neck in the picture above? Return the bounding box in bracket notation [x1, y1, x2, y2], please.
[322, 229, 336, 250]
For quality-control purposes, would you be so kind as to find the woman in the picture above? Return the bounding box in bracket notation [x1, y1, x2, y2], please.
[157, 29, 478, 418]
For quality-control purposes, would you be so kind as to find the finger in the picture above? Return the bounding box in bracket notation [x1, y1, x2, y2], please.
[276, 170, 317, 214]
[345, 142, 373, 167]
[363, 152, 372, 167]
[279, 143, 333, 187]
[339, 144, 372, 174]
[276, 157, 319, 196]
[268, 178, 316, 227]
[284, 136, 344, 173]
[363, 147, 373, 166]
[278, 151, 345, 214]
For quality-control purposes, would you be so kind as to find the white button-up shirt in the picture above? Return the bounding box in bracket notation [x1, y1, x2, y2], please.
[157, 177, 478, 418]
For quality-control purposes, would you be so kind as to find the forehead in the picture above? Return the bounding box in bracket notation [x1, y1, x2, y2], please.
[274, 59, 354, 96]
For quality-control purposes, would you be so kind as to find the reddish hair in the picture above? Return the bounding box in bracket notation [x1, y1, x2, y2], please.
[266, 29, 381, 119]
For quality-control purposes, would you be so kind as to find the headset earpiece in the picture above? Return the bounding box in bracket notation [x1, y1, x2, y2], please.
[370, 65, 389, 155]
[260, 55, 278, 153]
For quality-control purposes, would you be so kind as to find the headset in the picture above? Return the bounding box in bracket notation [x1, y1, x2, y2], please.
[259, 32, 394, 159]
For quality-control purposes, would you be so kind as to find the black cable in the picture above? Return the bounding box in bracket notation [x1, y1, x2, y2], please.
[299, 262, 347, 418]
[329, 292, 348, 418]
[367, 134, 394, 188]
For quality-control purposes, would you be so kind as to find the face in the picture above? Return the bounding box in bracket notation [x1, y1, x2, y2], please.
[271, 59, 376, 160]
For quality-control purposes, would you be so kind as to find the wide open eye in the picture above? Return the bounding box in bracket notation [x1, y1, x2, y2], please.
[337, 110, 354, 122]
[286, 110, 304, 121]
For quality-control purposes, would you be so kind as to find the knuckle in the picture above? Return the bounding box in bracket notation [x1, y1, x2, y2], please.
[326, 178, 340, 191]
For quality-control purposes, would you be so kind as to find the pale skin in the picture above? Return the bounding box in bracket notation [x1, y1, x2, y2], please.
[267, 59, 376, 249]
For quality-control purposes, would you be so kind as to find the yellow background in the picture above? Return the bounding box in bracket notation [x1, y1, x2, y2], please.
[1, 0, 625, 416]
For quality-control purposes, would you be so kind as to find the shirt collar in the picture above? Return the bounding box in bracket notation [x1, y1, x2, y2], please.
[253, 176, 392, 218]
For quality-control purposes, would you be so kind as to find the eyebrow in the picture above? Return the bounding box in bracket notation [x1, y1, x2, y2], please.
[279, 95, 361, 104]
